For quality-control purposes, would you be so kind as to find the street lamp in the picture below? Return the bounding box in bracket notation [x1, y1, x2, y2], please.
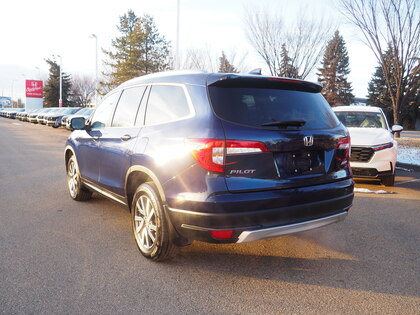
[35, 67, 41, 80]
[11, 80, 18, 107]
[89, 34, 98, 106]
[57, 55, 62, 107]
[21, 74, 27, 107]
[176, 0, 180, 70]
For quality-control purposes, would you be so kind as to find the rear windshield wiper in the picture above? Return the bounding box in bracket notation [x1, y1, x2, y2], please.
[261, 120, 306, 128]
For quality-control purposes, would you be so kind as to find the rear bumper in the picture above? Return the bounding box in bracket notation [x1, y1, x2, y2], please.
[167, 179, 354, 243]
[237, 211, 347, 243]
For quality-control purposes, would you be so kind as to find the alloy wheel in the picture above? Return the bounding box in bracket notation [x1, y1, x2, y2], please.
[134, 195, 158, 252]
[67, 159, 79, 198]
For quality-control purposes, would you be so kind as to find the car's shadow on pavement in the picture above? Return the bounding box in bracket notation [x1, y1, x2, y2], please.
[158, 223, 419, 298]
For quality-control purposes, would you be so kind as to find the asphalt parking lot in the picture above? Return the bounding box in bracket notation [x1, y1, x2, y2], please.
[0, 118, 419, 314]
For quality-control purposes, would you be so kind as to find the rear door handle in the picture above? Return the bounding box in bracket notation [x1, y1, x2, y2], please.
[121, 134, 132, 141]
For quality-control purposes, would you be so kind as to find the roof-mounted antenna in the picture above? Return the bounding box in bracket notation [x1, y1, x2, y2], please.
[248, 68, 262, 75]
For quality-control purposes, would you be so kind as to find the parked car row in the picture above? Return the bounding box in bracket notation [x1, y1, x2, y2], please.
[0, 106, 94, 130]
[0, 108, 25, 119]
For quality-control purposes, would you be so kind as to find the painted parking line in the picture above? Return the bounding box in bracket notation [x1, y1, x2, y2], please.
[12, 122, 22, 126]
[354, 187, 395, 194]
[395, 179, 420, 185]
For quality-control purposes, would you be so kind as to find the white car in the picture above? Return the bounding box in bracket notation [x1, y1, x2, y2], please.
[333, 106, 403, 186]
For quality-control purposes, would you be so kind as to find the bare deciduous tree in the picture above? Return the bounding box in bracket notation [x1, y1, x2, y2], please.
[71, 75, 96, 107]
[181, 48, 217, 72]
[244, 6, 333, 79]
[180, 47, 249, 73]
[339, 0, 420, 125]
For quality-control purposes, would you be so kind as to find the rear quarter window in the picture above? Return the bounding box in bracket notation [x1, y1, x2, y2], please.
[208, 86, 339, 130]
[145, 85, 191, 125]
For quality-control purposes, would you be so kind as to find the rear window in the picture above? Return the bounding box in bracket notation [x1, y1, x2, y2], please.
[208, 86, 339, 130]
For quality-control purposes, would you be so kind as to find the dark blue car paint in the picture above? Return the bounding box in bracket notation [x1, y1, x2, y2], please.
[65, 72, 354, 244]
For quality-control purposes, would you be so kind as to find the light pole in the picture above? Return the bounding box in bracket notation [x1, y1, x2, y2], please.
[35, 67, 41, 80]
[90, 34, 98, 106]
[11, 80, 18, 108]
[176, 0, 180, 70]
[57, 55, 63, 107]
[21, 74, 26, 107]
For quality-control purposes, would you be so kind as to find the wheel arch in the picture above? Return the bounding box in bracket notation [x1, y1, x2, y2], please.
[125, 166, 167, 212]
[64, 145, 76, 172]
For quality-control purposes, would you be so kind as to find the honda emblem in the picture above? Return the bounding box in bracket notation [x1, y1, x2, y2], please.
[303, 136, 314, 147]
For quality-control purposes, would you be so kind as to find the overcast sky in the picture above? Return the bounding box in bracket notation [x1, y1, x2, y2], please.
[0, 0, 378, 102]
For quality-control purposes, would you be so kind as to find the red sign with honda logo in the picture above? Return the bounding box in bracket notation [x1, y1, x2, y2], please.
[25, 80, 43, 98]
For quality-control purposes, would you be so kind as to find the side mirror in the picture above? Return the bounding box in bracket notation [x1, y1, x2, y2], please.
[391, 125, 403, 133]
[71, 117, 86, 130]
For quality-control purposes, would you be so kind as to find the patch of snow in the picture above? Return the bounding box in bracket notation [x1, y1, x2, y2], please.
[354, 188, 396, 194]
[397, 145, 420, 166]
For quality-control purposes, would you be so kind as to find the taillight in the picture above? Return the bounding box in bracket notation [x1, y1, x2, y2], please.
[187, 139, 268, 173]
[336, 137, 351, 168]
[188, 139, 225, 172]
[372, 142, 393, 151]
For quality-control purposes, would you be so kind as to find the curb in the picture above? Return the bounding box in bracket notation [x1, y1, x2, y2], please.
[398, 138, 420, 143]
[396, 162, 420, 172]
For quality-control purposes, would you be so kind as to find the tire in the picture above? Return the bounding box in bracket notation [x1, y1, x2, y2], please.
[67, 155, 92, 201]
[132, 183, 179, 261]
[381, 174, 395, 186]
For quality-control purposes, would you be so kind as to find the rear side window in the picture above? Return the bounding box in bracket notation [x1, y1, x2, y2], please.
[91, 92, 120, 129]
[112, 86, 146, 127]
[208, 86, 339, 130]
[145, 85, 190, 125]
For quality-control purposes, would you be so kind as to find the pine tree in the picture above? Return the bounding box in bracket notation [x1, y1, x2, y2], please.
[279, 44, 299, 78]
[366, 45, 397, 122]
[401, 61, 420, 129]
[218, 51, 238, 73]
[366, 47, 395, 109]
[101, 10, 171, 92]
[43, 57, 72, 107]
[317, 31, 354, 106]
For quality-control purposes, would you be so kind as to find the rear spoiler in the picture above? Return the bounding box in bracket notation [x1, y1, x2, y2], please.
[207, 74, 322, 93]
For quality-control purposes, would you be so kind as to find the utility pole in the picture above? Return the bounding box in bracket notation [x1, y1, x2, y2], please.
[58, 55, 62, 107]
[90, 34, 99, 106]
[176, 0, 180, 70]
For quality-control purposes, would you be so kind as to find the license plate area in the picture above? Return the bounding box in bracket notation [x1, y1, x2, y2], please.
[275, 150, 324, 177]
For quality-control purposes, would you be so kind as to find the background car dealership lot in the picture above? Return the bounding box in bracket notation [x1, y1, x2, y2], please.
[0, 119, 419, 314]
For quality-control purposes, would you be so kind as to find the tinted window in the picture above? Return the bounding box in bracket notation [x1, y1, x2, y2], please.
[209, 87, 340, 130]
[335, 111, 387, 129]
[91, 92, 120, 129]
[112, 86, 146, 127]
[68, 108, 82, 114]
[145, 85, 190, 125]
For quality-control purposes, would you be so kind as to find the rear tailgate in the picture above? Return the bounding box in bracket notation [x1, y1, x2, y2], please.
[207, 75, 351, 192]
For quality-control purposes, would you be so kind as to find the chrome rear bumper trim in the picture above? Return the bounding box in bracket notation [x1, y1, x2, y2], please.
[237, 211, 348, 243]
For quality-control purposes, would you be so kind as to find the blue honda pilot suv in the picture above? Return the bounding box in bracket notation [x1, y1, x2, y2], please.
[65, 72, 354, 261]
